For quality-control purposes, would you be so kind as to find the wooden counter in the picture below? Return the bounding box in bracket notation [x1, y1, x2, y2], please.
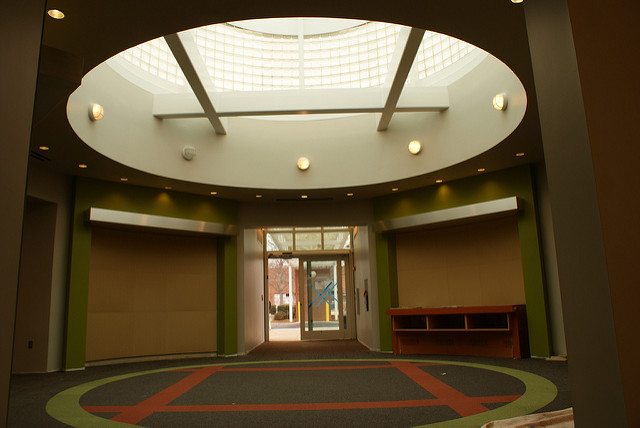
[386, 305, 529, 358]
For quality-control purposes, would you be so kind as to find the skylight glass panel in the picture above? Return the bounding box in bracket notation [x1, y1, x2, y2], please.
[303, 22, 399, 89]
[194, 24, 300, 92]
[414, 31, 474, 80]
[119, 37, 186, 86]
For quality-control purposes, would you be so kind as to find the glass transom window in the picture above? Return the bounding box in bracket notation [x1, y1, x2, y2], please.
[266, 227, 352, 252]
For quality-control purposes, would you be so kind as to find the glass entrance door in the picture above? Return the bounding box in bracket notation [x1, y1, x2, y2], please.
[299, 256, 353, 340]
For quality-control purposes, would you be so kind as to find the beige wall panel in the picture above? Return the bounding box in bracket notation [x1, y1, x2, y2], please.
[396, 216, 525, 308]
[164, 312, 217, 354]
[398, 269, 450, 306]
[132, 276, 167, 312]
[87, 227, 216, 361]
[131, 312, 167, 356]
[165, 273, 217, 312]
[85, 313, 135, 361]
[447, 266, 483, 306]
[87, 269, 136, 313]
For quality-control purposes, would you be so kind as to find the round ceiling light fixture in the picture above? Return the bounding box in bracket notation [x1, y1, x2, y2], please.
[297, 157, 310, 171]
[408, 140, 422, 155]
[492, 93, 508, 111]
[89, 104, 104, 121]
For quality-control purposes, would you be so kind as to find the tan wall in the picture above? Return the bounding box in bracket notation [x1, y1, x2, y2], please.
[86, 227, 217, 361]
[396, 216, 525, 308]
[12, 199, 56, 373]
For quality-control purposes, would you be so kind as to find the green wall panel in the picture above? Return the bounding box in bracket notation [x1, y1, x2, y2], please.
[217, 236, 238, 355]
[64, 178, 238, 369]
[376, 233, 398, 352]
[374, 166, 552, 357]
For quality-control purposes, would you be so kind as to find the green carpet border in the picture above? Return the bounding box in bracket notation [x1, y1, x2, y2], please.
[46, 358, 557, 427]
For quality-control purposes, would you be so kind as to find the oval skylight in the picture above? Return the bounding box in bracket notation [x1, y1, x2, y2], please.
[69, 17, 526, 193]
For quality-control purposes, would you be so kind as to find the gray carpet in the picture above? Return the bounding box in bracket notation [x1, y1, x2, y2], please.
[8, 340, 571, 427]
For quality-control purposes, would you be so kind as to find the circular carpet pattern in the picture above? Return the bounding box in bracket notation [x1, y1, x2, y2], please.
[46, 359, 557, 427]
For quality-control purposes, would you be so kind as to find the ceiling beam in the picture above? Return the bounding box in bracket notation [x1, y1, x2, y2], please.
[377, 27, 426, 131]
[164, 33, 226, 135]
[152, 87, 449, 119]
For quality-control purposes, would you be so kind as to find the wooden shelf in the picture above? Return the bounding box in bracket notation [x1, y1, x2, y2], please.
[386, 305, 529, 358]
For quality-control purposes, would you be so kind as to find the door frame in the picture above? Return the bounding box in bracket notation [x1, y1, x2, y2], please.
[298, 254, 355, 340]
[264, 250, 355, 342]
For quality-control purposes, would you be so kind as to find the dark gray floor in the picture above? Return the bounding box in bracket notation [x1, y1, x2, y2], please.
[8, 340, 571, 427]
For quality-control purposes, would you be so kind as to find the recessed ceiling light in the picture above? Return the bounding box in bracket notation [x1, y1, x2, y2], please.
[210, 191, 218, 195]
[47, 9, 65, 19]
[511, 0, 524, 3]
[297, 157, 310, 171]
[492, 93, 507, 111]
[408, 140, 422, 155]
[78, 164, 87, 169]
[256, 194, 262, 198]
[516, 152, 525, 157]
[346, 192, 354, 197]
[301, 195, 308, 199]
[391, 187, 399, 192]
[436, 179, 443, 183]
[89, 103, 104, 121]
[39, 146, 50, 151]
[120, 177, 128, 182]
[477, 168, 486, 172]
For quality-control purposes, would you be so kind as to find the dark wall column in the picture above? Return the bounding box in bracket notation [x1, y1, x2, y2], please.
[565, 1, 640, 425]
[524, 0, 630, 426]
[0, 2, 45, 425]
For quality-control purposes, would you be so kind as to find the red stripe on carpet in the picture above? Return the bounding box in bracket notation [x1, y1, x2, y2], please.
[390, 360, 489, 417]
[159, 399, 446, 411]
[220, 364, 393, 372]
[109, 365, 222, 424]
[84, 393, 518, 414]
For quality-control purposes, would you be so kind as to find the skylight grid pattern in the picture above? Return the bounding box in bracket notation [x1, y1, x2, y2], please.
[120, 38, 186, 86]
[303, 23, 399, 89]
[415, 32, 474, 79]
[194, 24, 300, 92]
[117, 21, 477, 93]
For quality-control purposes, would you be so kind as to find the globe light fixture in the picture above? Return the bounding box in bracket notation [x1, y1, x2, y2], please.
[89, 104, 104, 121]
[297, 157, 310, 171]
[492, 93, 507, 111]
[408, 140, 422, 155]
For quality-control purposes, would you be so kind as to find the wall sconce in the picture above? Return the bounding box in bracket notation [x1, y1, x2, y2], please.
[408, 140, 422, 155]
[297, 157, 310, 171]
[492, 93, 508, 111]
[89, 104, 104, 121]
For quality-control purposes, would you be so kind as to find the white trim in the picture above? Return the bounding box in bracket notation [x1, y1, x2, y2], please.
[374, 196, 519, 232]
[88, 207, 237, 235]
